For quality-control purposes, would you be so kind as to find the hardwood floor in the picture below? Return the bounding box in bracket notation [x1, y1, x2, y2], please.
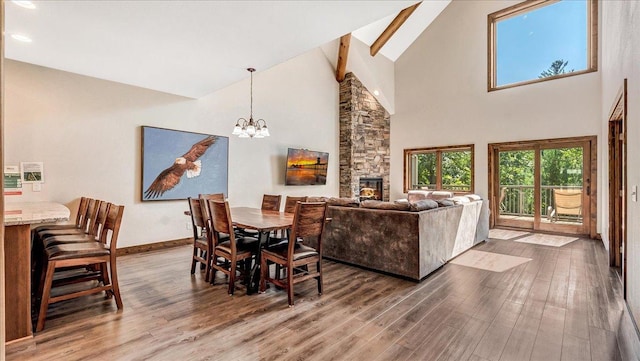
[7, 235, 626, 360]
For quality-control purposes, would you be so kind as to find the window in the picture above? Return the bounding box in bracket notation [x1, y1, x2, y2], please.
[488, 0, 597, 91]
[404, 145, 474, 193]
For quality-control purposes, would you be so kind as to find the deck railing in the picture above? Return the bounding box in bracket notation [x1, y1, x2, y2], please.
[500, 185, 582, 222]
[410, 184, 471, 192]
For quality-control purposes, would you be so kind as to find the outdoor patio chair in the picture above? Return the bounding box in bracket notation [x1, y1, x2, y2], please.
[548, 189, 582, 222]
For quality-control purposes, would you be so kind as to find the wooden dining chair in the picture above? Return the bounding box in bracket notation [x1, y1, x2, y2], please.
[262, 194, 282, 211]
[284, 196, 308, 214]
[259, 201, 328, 306]
[207, 199, 256, 295]
[36, 203, 125, 331]
[189, 197, 214, 281]
[272, 195, 308, 248]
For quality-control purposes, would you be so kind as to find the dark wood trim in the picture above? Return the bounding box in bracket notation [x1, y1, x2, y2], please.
[1, 0, 6, 355]
[488, 136, 597, 237]
[403, 144, 475, 194]
[608, 79, 627, 298]
[116, 238, 192, 256]
[370, 2, 421, 57]
[336, 34, 351, 82]
[487, 0, 598, 91]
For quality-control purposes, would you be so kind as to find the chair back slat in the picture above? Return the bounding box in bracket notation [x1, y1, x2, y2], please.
[289, 202, 327, 255]
[262, 194, 282, 211]
[284, 196, 307, 214]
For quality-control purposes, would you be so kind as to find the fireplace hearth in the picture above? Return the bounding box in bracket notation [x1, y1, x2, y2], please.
[359, 177, 383, 201]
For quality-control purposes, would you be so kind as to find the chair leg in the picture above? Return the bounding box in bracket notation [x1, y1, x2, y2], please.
[190, 246, 198, 274]
[110, 254, 123, 309]
[317, 261, 323, 295]
[100, 263, 112, 299]
[204, 251, 212, 283]
[37, 261, 56, 332]
[228, 260, 237, 295]
[287, 264, 294, 307]
[259, 256, 268, 293]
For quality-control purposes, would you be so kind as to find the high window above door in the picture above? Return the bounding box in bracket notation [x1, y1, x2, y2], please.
[488, 0, 598, 91]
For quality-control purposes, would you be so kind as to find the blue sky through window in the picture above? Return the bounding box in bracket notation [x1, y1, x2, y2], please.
[496, 0, 588, 86]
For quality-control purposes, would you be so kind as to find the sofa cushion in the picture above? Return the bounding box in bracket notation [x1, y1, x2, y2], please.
[407, 190, 432, 203]
[327, 197, 360, 208]
[409, 199, 439, 211]
[361, 200, 411, 211]
[450, 196, 471, 205]
[436, 199, 455, 207]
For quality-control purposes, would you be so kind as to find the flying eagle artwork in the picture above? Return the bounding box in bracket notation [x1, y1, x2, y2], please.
[144, 135, 216, 199]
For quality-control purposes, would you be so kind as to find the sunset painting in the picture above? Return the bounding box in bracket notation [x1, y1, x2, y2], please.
[285, 148, 329, 185]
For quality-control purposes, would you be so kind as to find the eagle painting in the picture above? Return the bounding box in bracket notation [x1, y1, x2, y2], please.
[144, 135, 217, 199]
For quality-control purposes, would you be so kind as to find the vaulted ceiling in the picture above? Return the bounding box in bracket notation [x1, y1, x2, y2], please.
[5, 1, 448, 98]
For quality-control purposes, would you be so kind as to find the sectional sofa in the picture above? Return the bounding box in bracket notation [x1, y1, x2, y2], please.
[307, 192, 489, 281]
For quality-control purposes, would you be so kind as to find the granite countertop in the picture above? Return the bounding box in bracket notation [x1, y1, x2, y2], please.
[4, 201, 71, 226]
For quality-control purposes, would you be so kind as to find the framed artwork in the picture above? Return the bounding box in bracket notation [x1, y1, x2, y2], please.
[141, 126, 228, 201]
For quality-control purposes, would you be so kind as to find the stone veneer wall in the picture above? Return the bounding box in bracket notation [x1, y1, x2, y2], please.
[339, 72, 390, 201]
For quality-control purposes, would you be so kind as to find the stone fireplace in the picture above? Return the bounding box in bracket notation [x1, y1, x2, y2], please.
[339, 73, 390, 201]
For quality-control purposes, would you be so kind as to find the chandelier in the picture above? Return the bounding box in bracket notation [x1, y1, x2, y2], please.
[232, 68, 270, 138]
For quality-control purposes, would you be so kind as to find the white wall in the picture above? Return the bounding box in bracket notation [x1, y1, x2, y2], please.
[392, 1, 602, 222]
[601, 0, 640, 326]
[4, 47, 340, 247]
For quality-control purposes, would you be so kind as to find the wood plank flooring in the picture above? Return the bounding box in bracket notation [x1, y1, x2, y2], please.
[7, 235, 626, 360]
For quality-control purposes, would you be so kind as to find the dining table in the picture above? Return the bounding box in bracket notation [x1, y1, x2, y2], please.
[4, 201, 70, 343]
[229, 207, 293, 294]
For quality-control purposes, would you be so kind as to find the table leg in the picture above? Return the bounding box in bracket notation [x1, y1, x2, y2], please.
[246, 230, 268, 295]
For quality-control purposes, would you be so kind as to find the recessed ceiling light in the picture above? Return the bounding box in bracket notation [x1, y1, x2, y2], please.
[11, 0, 36, 9]
[373, 90, 380, 96]
[11, 34, 33, 43]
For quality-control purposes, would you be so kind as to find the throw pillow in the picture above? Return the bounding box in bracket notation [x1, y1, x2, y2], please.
[409, 199, 439, 211]
[436, 199, 455, 207]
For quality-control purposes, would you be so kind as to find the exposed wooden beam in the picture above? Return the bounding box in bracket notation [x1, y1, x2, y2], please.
[336, 33, 351, 82]
[370, 2, 421, 57]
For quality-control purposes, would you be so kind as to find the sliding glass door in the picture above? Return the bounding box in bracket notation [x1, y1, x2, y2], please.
[491, 137, 594, 235]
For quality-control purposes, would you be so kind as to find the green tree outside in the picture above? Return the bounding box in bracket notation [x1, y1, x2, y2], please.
[539, 59, 574, 78]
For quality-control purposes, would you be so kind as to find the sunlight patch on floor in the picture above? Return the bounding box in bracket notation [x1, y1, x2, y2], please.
[488, 229, 530, 240]
[450, 250, 531, 272]
[515, 233, 579, 247]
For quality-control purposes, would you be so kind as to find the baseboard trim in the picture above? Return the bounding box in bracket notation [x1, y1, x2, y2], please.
[117, 238, 191, 256]
[618, 301, 640, 360]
